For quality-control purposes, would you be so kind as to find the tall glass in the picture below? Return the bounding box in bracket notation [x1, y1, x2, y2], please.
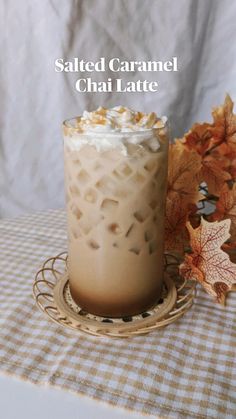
[63, 119, 169, 317]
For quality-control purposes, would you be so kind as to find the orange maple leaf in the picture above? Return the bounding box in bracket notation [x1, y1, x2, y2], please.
[208, 94, 236, 153]
[179, 95, 236, 192]
[212, 183, 236, 241]
[198, 156, 231, 196]
[179, 218, 236, 304]
[209, 143, 231, 170]
[164, 192, 190, 254]
[181, 123, 212, 156]
[212, 143, 236, 180]
[168, 142, 203, 204]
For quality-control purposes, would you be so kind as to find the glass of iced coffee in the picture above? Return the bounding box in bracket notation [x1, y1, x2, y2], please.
[63, 106, 169, 317]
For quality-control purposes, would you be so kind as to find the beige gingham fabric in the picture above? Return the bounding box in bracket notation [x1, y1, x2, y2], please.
[0, 209, 236, 418]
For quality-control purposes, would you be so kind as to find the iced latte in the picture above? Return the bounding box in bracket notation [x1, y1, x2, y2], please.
[63, 106, 169, 317]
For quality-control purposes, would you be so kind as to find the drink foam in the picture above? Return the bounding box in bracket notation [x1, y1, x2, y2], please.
[64, 106, 168, 155]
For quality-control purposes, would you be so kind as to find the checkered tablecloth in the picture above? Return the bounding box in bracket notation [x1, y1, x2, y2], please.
[0, 209, 235, 418]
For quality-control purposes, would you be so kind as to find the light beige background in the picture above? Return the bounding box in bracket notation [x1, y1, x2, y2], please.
[0, 0, 236, 217]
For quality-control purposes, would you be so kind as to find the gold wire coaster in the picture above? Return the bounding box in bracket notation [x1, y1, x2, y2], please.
[33, 252, 196, 338]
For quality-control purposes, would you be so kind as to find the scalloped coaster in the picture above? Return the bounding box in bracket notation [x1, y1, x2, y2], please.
[33, 252, 196, 338]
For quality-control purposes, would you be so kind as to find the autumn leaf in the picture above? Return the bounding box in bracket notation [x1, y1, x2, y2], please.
[181, 123, 212, 156]
[198, 156, 231, 196]
[179, 218, 236, 304]
[168, 142, 203, 204]
[164, 192, 190, 254]
[179, 112, 232, 195]
[208, 143, 231, 171]
[212, 183, 236, 240]
[208, 94, 236, 153]
[179, 95, 236, 190]
[212, 143, 236, 180]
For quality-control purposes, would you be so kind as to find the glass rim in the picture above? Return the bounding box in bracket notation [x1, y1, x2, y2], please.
[62, 116, 167, 136]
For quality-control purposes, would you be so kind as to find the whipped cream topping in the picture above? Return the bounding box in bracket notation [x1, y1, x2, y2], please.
[78, 106, 167, 133]
[64, 106, 168, 155]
